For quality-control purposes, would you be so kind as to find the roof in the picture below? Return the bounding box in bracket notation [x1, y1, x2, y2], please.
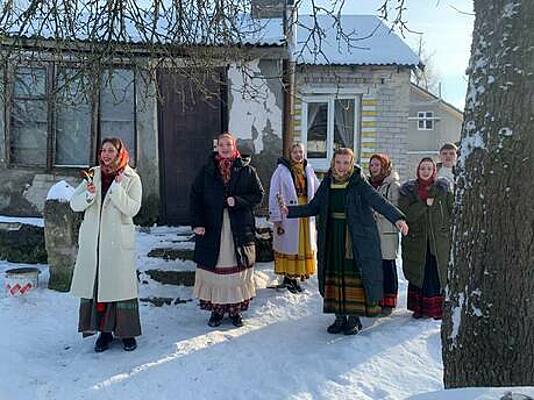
[410, 83, 464, 118]
[296, 15, 421, 67]
[1, 7, 285, 47]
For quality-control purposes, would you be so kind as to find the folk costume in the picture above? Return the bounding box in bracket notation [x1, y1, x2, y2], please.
[287, 159, 405, 334]
[399, 159, 453, 319]
[191, 142, 264, 327]
[368, 154, 401, 314]
[269, 157, 319, 292]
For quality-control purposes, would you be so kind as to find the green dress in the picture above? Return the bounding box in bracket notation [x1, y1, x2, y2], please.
[323, 183, 382, 317]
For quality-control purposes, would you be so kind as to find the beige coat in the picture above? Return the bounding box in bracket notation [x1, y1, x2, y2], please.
[69, 166, 142, 302]
[373, 171, 401, 260]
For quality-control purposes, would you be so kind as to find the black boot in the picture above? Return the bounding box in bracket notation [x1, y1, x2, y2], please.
[293, 279, 303, 293]
[122, 337, 137, 351]
[344, 316, 363, 335]
[326, 315, 347, 334]
[208, 312, 224, 327]
[284, 277, 298, 294]
[94, 332, 113, 352]
[230, 313, 244, 328]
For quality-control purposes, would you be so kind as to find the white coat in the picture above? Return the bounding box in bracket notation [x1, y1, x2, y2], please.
[69, 166, 142, 302]
[268, 160, 319, 255]
[372, 171, 400, 260]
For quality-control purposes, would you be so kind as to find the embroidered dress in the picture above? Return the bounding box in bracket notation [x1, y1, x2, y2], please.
[193, 210, 256, 315]
[323, 183, 381, 317]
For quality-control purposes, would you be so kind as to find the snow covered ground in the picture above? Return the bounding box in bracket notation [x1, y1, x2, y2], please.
[1, 225, 529, 400]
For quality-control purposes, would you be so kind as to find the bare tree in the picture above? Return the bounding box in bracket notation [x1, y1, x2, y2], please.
[0, 0, 412, 102]
[411, 36, 441, 94]
[442, 0, 534, 387]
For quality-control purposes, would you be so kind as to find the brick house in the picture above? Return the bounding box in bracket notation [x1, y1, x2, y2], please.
[292, 15, 421, 179]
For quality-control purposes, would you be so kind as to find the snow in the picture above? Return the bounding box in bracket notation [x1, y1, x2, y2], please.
[449, 292, 464, 345]
[46, 180, 75, 202]
[296, 15, 420, 66]
[0, 215, 44, 227]
[2, 227, 531, 399]
[408, 387, 534, 400]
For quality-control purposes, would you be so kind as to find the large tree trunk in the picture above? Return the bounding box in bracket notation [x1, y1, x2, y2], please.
[442, 0, 534, 388]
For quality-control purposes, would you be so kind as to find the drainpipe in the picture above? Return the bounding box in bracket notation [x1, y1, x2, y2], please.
[282, 0, 296, 158]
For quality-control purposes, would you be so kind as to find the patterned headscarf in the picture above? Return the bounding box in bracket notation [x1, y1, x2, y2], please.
[215, 133, 241, 185]
[99, 137, 129, 176]
[330, 148, 355, 184]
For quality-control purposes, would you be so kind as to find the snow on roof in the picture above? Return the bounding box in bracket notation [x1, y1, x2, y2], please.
[46, 180, 75, 203]
[3, 7, 284, 47]
[296, 15, 421, 67]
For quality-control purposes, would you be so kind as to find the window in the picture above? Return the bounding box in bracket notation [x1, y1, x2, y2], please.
[303, 96, 360, 169]
[55, 69, 92, 166]
[7, 65, 137, 167]
[10, 68, 48, 165]
[306, 102, 328, 159]
[418, 111, 434, 130]
[100, 69, 136, 161]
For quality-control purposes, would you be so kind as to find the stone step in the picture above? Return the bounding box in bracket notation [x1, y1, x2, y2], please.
[144, 269, 196, 286]
[147, 248, 194, 261]
[139, 296, 193, 307]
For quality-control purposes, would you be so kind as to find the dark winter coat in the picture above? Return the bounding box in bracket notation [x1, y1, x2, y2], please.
[287, 166, 405, 304]
[398, 178, 453, 289]
[190, 154, 264, 269]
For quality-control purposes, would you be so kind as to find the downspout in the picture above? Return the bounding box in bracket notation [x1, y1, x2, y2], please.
[282, 0, 296, 158]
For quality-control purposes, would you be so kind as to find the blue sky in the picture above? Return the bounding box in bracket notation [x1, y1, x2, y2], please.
[299, 0, 474, 109]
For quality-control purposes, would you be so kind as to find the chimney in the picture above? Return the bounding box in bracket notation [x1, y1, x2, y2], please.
[251, 0, 287, 19]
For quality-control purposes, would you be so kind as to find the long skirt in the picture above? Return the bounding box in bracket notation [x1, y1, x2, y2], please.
[407, 243, 443, 319]
[322, 200, 381, 317]
[379, 259, 399, 309]
[274, 196, 317, 279]
[193, 210, 255, 315]
[78, 269, 141, 338]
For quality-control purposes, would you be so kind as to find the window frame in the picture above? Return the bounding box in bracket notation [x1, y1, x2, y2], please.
[417, 110, 434, 131]
[4, 62, 137, 170]
[301, 94, 361, 171]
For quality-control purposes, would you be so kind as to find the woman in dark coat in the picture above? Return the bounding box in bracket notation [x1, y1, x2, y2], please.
[281, 148, 408, 335]
[399, 157, 453, 320]
[191, 132, 264, 328]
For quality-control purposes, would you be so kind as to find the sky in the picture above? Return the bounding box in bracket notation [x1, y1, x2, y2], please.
[299, 0, 475, 110]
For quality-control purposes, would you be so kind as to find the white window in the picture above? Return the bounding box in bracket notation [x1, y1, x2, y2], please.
[417, 111, 434, 130]
[302, 96, 360, 171]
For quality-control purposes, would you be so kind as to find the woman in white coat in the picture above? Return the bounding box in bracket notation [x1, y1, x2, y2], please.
[368, 153, 401, 315]
[269, 143, 319, 293]
[70, 137, 142, 353]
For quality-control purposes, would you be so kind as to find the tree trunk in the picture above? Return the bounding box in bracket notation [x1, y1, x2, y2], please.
[442, 0, 534, 388]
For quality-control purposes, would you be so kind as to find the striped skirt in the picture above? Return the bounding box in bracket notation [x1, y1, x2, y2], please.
[323, 210, 381, 317]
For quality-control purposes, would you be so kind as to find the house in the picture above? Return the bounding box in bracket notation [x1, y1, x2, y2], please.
[406, 83, 463, 175]
[0, 9, 287, 225]
[291, 15, 421, 179]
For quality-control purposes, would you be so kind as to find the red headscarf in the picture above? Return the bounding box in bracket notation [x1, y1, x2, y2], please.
[416, 157, 437, 201]
[215, 133, 241, 185]
[369, 153, 392, 189]
[99, 138, 129, 176]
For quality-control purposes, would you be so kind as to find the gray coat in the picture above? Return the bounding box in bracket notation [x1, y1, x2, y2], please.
[371, 171, 401, 260]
